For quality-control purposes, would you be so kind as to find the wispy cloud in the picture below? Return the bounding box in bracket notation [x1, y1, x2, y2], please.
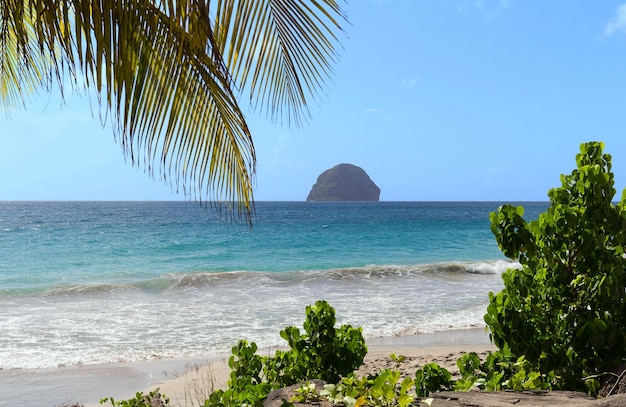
[459, 0, 512, 19]
[401, 75, 420, 90]
[605, 3, 626, 36]
[476, 0, 512, 10]
[364, 108, 394, 121]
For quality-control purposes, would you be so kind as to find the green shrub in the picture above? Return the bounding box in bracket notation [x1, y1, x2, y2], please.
[100, 389, 170, 407]
[321, 370, 416, 407]
[205, 340, 272, 407]
[295, 350, 554, 405]
[451, 347, 554, 392]
[292, 365, 428, 407]
[485, 141, 626, 392]
[266, 300, 368, 386]
[206, 300, 368, 406]
[414, 363, 452, 397]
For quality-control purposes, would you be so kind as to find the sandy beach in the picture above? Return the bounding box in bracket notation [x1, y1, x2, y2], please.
[0, 328, 494, 406]
[140, 328, 496, 407]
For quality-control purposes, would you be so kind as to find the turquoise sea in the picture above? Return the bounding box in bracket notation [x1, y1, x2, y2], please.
[0, 201, 547, 371]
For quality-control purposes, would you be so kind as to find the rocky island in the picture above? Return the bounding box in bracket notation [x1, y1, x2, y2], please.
[306, 163, 380, 201]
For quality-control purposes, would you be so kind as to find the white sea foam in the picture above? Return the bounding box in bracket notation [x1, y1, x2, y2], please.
[0, 263, 505, 370]
[464, 260, 521, 274]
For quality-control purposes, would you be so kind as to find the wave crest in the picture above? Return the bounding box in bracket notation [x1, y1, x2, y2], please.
[11, 260, 518, 297]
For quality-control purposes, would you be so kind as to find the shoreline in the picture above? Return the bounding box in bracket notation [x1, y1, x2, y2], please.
[0, 356, 224, 407]
[145, 327, 497, 407]
[1, 328, 495, 407]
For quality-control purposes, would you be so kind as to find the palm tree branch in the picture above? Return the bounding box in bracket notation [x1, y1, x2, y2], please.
[1, 0, 348, 222]
[214, 0, 347, 126]
[100, 1, 256, 218]
[1, 0, 254, 220]
[0, 0, 58, 112]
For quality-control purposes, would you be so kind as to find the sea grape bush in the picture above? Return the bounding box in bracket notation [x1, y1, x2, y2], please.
[205, 340, 272, 406]
[486, 141, 626, 393]
[414, 362, 452, 397]
[206, 300, 367, 406]
[412, 347, 549, 397]
[100, 389, 170, 406]
[316, 369, 418, 407]
[451, 348, 553, 392]
[266, 300, 368, 386]
[295, 350, 549, 406]
[291, 364, 430, 407]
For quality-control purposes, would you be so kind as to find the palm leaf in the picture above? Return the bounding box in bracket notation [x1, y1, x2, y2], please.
[0, 0, 347, 222]
[214, 0, 346, 126]
[0, 0, 55, 112]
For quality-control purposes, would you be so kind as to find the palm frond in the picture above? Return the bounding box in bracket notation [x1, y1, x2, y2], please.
[0, 0, 347, 222]
[0, 0, 56, 113]
[214, 0, 347, 126]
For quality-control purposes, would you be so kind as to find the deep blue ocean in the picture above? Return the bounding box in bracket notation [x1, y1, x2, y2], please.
[0, 201, 547, 370]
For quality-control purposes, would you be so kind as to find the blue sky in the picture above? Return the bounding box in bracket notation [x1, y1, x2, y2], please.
[3, 1, 626, 201]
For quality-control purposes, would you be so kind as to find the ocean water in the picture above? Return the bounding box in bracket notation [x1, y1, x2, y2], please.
[0, 201, 547, 371]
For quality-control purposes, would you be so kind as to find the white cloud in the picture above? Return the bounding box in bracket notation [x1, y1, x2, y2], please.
[605, 3, 626, 36]
[363, 108, 393, 121]
[459, 0, 512, 18]
[401, 75, 420, 90]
